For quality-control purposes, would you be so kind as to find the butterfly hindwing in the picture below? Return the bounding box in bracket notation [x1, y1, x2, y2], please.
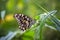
[14, 14, 34, 31]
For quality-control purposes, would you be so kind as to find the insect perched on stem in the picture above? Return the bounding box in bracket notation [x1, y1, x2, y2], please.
[14, 14, 35, 31]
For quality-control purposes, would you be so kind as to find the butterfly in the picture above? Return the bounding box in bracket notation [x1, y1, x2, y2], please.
[14, 14, 35, 31]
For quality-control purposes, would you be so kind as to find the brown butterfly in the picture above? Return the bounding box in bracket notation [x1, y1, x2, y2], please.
[14, 14, 35, 31]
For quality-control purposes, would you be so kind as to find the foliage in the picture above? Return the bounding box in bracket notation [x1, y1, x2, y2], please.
[0, 0, 60, 40]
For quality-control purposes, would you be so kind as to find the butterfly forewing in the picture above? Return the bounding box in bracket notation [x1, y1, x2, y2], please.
[14, 14, 35, 31]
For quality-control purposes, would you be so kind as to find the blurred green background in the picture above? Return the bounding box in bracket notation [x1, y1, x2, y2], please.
[0, 0, 60, 40]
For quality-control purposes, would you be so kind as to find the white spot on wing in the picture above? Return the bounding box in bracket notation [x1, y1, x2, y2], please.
[21, 24, 23, 26]
[19, 14, 21, 16]
[15, 14, 17, 17]
[25, 16, 27, 18]
[27, 18, 29, 20]
[23, 27, 25, 30]
[22, 14, 24, 17]
[18, 16, 19, 18]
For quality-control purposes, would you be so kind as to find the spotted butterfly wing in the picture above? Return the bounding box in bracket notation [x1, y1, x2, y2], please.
[14, 14, 35, 31]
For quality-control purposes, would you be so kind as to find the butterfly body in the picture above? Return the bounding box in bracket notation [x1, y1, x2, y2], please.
[14, 14, 35, 31]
